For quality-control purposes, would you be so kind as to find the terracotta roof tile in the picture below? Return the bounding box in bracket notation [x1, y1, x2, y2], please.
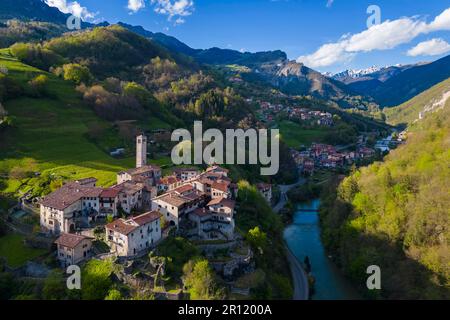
[126, 165, 161, 176]
[55, 233, 92, 249]
[106, 219, 137, 235]
[211, 180, 230, 192]
[173, 184, 194, 194]
[40, 183, 103, 210]
[100, 188, 120, 198]
[206, 165, 229, 173]
[193, 208, 210, 217]
[132, 211, 162, 226]
[207, 197, 235, 209]
[106, 211, 162, 235]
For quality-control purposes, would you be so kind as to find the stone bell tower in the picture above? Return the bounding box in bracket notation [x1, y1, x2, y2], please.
[136, 134, 147, 168]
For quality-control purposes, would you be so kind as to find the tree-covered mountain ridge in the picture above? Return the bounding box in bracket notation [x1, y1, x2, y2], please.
[2, 0, 449, 110]
[0, 0, 371, 108]
[320, 79, 450, 299]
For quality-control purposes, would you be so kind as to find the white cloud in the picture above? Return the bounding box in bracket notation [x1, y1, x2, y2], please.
[128, 0, 145, 13]
[326, 0, 334, 8]
[297, 7, 450, 68]
[407, 38, 450, 57]
[151, 0, 194, 24]
[174, 17, 185, 25]
[298, 42, 353, 68]
[345, 18, 426, 52]
[428, 8, 450, 31]
[44, 0, 96, 20]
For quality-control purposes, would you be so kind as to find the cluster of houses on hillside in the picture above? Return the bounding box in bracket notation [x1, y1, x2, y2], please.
[291, 143, 376, 174]
[257, 101, 287, 122]
[40, 135, 272, 268]
[287, 108, 334, 126]
[257, 101, 334, 126]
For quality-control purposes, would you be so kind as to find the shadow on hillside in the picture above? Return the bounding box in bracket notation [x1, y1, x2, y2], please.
[333, 226, 449, 300]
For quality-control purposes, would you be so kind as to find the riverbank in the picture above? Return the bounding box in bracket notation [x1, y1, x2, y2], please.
[284, 199, 360, 300]
[285, 243, 309, 300]
[271, 177, 310, 300]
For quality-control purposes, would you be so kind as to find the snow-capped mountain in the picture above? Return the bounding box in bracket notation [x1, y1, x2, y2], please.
[329, 66, 382, 81]
[326, 63, 427, 85]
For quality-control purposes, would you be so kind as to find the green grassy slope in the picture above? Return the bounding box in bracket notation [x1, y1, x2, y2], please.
[0, 234, 46, 268]
[384, 77, 450, 126]
[0, 48, 137, 195]
[278, 120, 329, 148]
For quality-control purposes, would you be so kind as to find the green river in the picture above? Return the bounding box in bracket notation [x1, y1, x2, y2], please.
[283, 199, 360, 300]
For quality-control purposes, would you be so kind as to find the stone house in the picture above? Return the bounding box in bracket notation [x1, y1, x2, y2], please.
[189, 197, 236, 240]
[117, 165, 162, 187]
[40, 182, 103, 235]
[151, 188, 206, 227]
[172, 167, 200, 181]
[54, 233, 93, 267]
[105, 211, 162, 257]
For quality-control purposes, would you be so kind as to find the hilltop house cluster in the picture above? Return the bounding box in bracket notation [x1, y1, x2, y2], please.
[288, 108, 334, 126]
[291, 143, 376, 174]
[258, 101, 334, 126]
[258, 101, 288, 123]
[39, 135, 258, 267]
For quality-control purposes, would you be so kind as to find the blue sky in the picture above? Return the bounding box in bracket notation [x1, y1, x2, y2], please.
[46, 0, 450, 73]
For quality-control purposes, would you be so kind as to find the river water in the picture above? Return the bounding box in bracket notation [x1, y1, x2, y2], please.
[283, 199, 360, 300]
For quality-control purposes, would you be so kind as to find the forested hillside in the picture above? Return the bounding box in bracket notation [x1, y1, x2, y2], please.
[320, 90, 450, 299]
[0, 20, 66, 49]
[385, 77, 450, 126]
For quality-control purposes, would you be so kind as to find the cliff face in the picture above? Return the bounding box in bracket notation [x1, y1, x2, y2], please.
[256, 60, 356, 102]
